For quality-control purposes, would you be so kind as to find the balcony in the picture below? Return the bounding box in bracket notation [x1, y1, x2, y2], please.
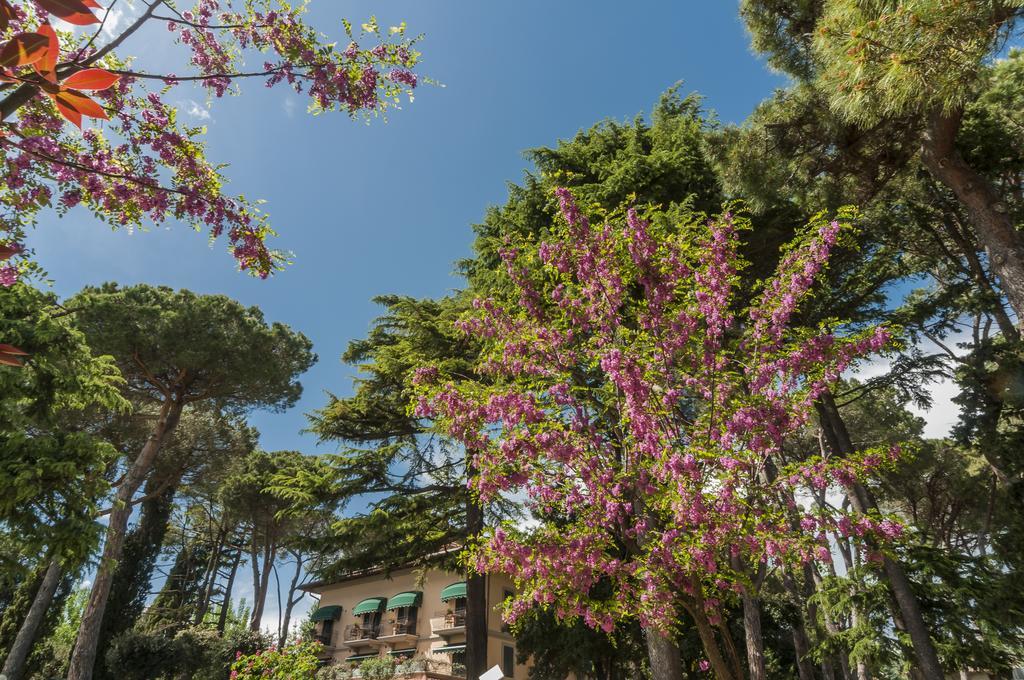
[377, 619, 419, 646]
[341, 623, 386, 649]
[430, 609, 466, 638]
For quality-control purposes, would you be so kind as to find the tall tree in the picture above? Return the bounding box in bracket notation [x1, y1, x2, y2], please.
[739, 0, 1024, 325]
[417, 189, 901, 680]
[92, 408, 257, 678]
[311, 90, 732, 679]
[64, 283, 315, 680]
[0, 282, 125, 680]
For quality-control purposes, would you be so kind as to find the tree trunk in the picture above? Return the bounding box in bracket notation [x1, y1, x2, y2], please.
[217, 549, 243, 634]
[741, 590, 768, 680]
[464, 497, 489, 680]
[644, 629, 682, 680]
[816, 393, 944, 680]
[684, 598, 736, 680]
[921, 107, 1024, 325]
[66, 398, 182, 680]
[194, 522, 228, 625]
[1, 559, 62, 680]
[278, 553, 304, 648]
[95, 477, 178, 679]
[790, 624, 817, 680]
[250, 539, 276, 632]
[248, 533, 262, 632]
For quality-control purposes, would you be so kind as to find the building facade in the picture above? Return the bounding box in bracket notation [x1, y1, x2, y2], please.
[303, 566, 527, 680]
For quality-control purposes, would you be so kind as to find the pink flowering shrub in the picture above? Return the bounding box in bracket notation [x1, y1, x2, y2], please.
[0, 1, 422, 284]
[230, 639, 322, 679]
[415, 189, 905, 653]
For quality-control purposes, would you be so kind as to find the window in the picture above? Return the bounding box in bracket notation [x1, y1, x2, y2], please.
[361, 609, 382, 634]
[502, 645, 515, 677]
[391, 605, 418, 634]
[320, 619, 334, 645]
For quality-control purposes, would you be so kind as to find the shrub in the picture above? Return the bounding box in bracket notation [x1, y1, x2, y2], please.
[357, 656, 396, 680]
[315, 664, 356, 680]
[230, 639, 323, 679]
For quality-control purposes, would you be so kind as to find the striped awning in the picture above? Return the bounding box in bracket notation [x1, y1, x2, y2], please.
[434, 643, 466, 653]
[385, 591, 422, 610]
[345, 653, 379, 662]
[310, 605, 341, 621]
[352, 597, 386, 615]
[439, 581, 466, 602]
[388, 648, 417, 657]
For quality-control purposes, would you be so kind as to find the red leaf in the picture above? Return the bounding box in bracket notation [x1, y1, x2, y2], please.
[0, 343, 29, 356]
[51, 89, 107, 125]
[0, 355, 25, 367]
[81, 0, 103, 8]
[63, 67, 119, 91]
[0, 33, 50, 68]
[35, 0, 99, 25]
[49, 93, 81, 127]
[33, 23, 59, 81]
[0, 244, 21, 260]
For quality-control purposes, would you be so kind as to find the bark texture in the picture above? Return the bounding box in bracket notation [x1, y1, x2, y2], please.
[921, 108, 1024, 326]
[644, 629, 683, 680]
[742, 590, 768, 680]
[66, 399, 182, 680]
[0, 559, 62, 680]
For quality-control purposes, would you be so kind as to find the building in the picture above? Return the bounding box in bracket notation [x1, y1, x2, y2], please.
[302, 565, 528, 679]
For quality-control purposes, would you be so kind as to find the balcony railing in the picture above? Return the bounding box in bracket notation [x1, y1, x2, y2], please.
[343, 623, 380, 642]
[432, 609, 467, 629]
[387, 619, 417, 636]
[314, 632, 333, 646]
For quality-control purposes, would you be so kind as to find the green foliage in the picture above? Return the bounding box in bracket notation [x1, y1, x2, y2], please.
[103, 625, 271, 680]
[355, 656, 397, 680]
[812, 0, 1024, 124]
[69, 283, 316, 414]
[309, 294, 483, 578]
[511, 605, 648, 680]
[0, 282, 127, 564]
[230, 639, 323, 679]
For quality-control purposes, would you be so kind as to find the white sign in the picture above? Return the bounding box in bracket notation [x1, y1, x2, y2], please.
[479, 665, 504, 680]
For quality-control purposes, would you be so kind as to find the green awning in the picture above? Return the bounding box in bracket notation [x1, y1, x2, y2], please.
[434, 643, 467, 653]
[352, 597, 386, 615]
[310, 605, 341, 621]
[439, 581, 467, 602]
[345, 653, 379, 662]
[388, 648, 417, 657]
[385, 591, 422, 610]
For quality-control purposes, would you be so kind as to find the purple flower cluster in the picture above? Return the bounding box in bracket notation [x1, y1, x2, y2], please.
[417, 188, 902, 635]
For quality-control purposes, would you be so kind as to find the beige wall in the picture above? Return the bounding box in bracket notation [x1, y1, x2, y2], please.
[307, 567, 528, 680]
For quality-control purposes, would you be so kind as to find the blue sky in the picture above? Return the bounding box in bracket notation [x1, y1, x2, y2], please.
[31, 1, 789, 458]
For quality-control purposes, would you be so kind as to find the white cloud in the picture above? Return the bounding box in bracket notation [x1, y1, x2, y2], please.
[282, 97, 297, 118]
[187, 100, 212, 121]
[102, 6, 125, 38]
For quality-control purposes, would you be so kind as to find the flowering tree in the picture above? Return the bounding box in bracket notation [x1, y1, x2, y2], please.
[0, 0, 421, 287]
[230, 639, 322, 680]
[415, 189, 906, 680]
